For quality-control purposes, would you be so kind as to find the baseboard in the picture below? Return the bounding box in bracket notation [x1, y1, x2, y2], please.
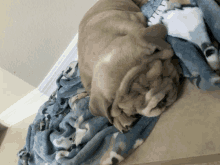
[0, 32, 79, 127]
[0, 88, 49, 127]
[38, 32, 79, 97]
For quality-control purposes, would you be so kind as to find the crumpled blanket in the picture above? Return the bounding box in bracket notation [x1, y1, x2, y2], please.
[164, 1, 220, 91]
[17, 61, 159, 165]
[78, 0, 180, 133]
[141, 0, 220, 91]
[166, 36, 220, 91]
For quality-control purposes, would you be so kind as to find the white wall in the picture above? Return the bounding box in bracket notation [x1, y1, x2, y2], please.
[0, 0, 97, 88]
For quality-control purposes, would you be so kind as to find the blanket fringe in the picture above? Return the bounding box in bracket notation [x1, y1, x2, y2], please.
[17, 148, 30, 165]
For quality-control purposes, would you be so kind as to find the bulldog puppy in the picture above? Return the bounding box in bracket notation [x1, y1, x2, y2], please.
[78, 0, 177, 132]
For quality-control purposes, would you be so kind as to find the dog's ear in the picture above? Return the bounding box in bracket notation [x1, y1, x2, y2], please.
[89, 91, 113, 123]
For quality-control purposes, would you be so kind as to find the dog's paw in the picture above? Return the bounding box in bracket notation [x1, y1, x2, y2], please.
[113, 112, 138, 133]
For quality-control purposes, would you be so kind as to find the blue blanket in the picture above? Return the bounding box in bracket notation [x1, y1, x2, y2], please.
[17, 61, 159, 165]
[141, 0, 220, 91]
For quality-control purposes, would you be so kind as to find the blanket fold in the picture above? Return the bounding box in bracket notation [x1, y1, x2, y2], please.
[141, 0, 220, 91]
[17, 61, 160, 165]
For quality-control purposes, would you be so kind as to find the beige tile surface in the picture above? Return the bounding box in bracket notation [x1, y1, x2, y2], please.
[134, 153, 220, 165]
[0, 67, 35, 115]
[0, 113, 36, 164]
[194, 161, 220, 165]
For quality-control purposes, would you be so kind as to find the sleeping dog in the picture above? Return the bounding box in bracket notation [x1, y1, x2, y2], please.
[77, 0, 179, 132]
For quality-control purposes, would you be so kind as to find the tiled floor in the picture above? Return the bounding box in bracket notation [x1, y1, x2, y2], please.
[0, 113, 37, 164]
[194, 161, 220, 165]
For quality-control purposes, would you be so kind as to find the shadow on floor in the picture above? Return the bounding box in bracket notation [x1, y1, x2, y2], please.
[0, 123, 9, 147]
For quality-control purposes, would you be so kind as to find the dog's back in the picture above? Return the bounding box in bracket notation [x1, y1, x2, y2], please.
[78, 0, 148, 94]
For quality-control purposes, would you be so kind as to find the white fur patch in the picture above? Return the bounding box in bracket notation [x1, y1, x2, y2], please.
[102, 151, 124, 165]
[55, 151, 70, 161]
[103, 50, 115, 63]
[53, 136, 73, 149]
[133, 139, 144, 149]
[73, 115, 87, 146]
[68, 96, 77, 108]
[78, 115, 84, 124]
[85, 123, 90, 131]
[113, 132, 119, 139]
[145, 89, 153, 102]
[75, 115, 84, 128]
[75, 128, 87, 146]
[162, 7, 208, 45]
[204, 47, 219, 70]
